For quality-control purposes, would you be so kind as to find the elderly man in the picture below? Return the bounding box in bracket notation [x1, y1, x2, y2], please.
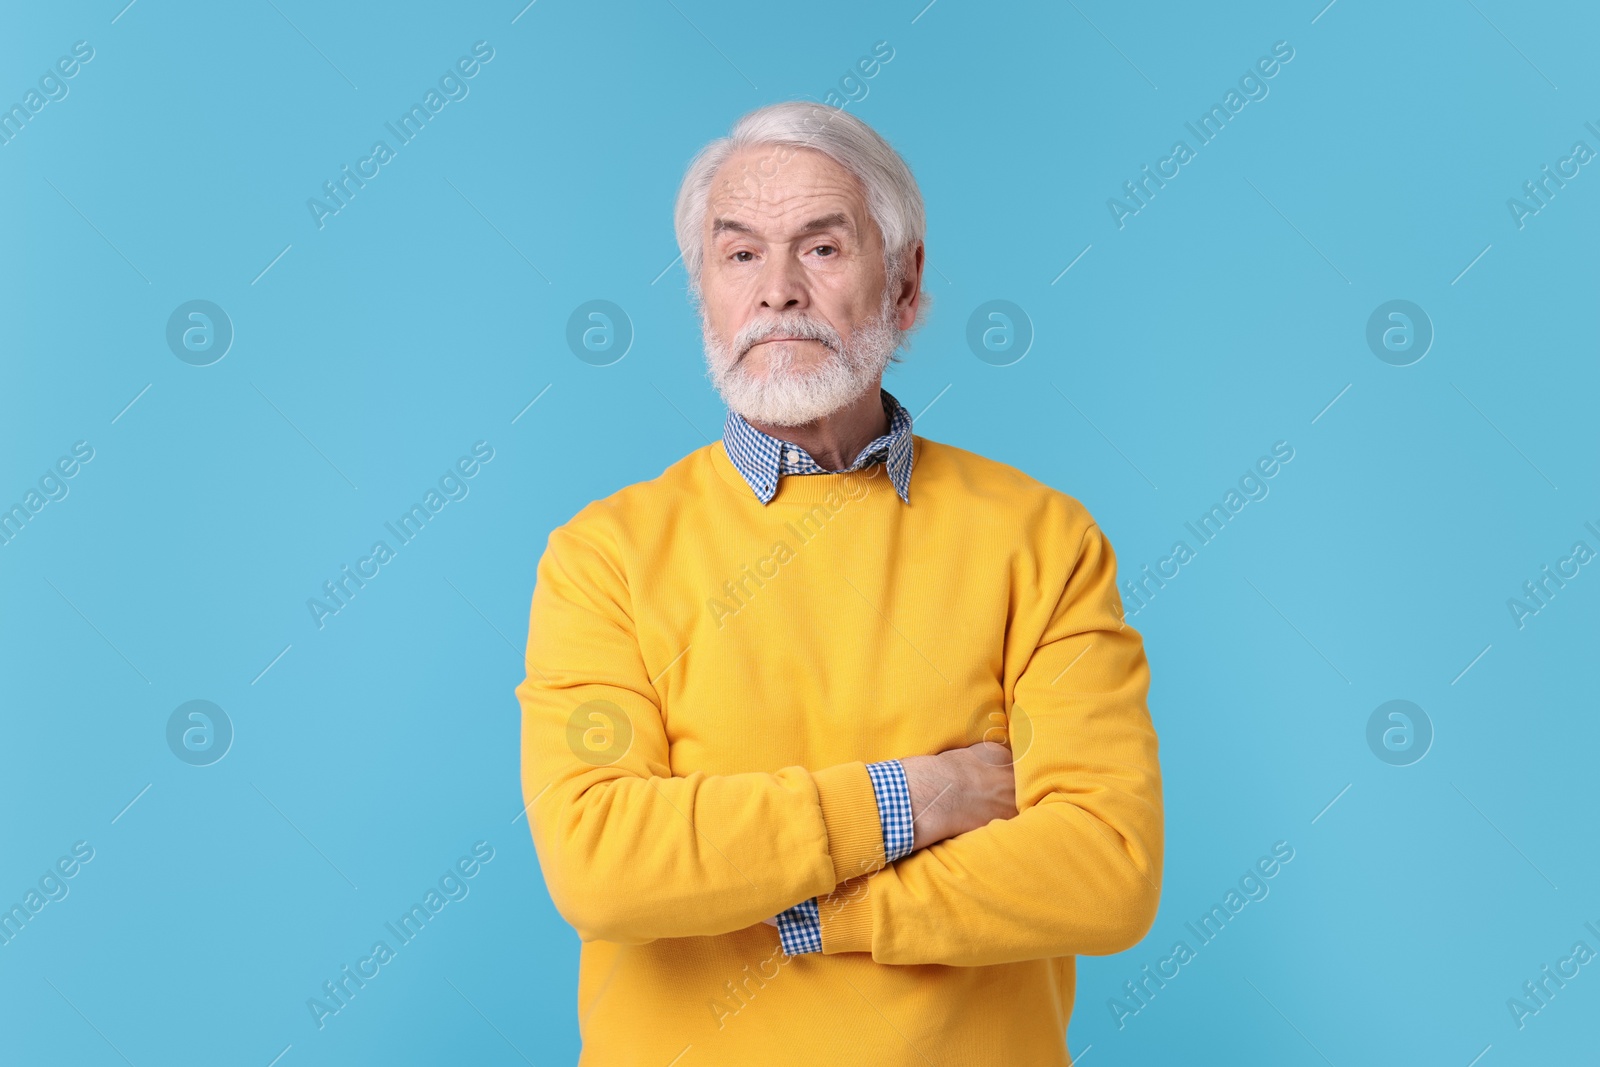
[517, 101, 1162, 1065]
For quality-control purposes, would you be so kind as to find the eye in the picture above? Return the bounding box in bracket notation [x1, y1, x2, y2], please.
[812, 244, 837, 257]
[731, 250, 754, 263]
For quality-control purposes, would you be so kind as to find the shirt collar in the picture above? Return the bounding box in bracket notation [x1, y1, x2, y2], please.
[722, 387, 914, 505]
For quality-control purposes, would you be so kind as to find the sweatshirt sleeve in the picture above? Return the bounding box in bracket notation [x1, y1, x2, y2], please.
[816, 519, 1164, 966]
[517, 521, 888, 946]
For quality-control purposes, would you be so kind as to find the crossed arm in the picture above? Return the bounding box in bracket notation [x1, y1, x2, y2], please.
[517, 520, 1162, 967]
[761, 742, 1019, 954]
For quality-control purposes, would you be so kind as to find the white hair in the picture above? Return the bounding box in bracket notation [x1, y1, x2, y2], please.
[673, 101, 930, 345]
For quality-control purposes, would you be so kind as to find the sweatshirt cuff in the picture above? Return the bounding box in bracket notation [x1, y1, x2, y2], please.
[819, 875, 874, 954]
[812, 762, 887, 884]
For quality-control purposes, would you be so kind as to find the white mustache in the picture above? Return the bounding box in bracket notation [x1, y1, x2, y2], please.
[737, 320, 839, 357]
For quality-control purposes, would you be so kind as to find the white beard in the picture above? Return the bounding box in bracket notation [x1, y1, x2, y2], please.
[701, 288, 903, 427]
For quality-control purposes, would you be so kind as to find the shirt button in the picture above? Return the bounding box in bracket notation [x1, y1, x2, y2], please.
[784, 448, 800, 462]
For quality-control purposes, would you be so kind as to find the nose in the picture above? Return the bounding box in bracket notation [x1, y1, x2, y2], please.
[756, 251, 808, 314]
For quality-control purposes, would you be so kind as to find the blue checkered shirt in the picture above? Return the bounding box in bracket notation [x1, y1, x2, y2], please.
[721, 388, 917, 954]
[721, 387, 914, 505]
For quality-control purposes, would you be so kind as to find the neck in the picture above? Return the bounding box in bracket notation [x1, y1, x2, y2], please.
[744, 384, 888, 471]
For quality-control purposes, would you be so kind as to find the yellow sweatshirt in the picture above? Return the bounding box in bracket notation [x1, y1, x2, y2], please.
[517, 433, 1162, 1065]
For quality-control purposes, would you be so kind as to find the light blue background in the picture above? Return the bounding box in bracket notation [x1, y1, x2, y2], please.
[3, 1, 1597, 1063]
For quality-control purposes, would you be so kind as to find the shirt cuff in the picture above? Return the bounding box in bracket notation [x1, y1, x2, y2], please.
[866, 759, 914, 862]
[774, 897, 823, 955]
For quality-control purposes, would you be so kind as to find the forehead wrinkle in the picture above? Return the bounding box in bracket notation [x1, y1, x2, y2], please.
[708, 188, 865, 243]
[708, 155, 864, 225]
[711, 211, 856, 241]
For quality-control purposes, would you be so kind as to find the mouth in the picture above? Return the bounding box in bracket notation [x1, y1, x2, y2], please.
[740, 336, 826, 361]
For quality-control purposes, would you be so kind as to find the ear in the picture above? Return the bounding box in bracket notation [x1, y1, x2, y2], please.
[893, 242, 925, 331]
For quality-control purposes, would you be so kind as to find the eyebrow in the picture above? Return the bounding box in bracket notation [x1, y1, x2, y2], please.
[711, 212, 855, 241]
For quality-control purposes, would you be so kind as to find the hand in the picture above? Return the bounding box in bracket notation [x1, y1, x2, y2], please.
[900, 741, 1018, 851]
